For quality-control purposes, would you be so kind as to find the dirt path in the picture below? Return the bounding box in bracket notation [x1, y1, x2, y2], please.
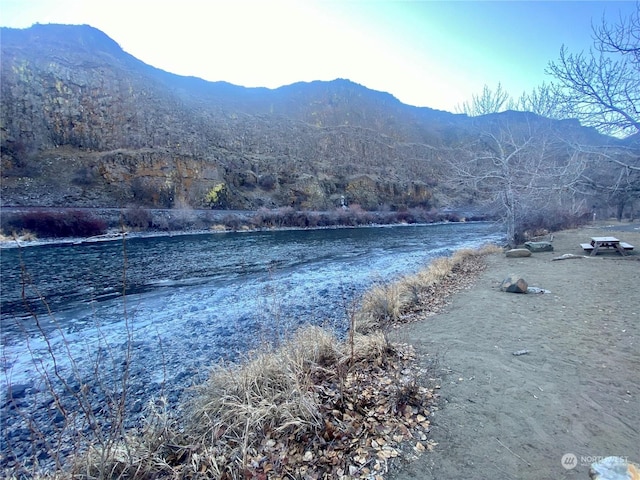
[389, 224, 640, 479]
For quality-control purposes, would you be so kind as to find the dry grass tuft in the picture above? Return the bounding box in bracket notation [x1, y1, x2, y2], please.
[0, 230, 37, 242]
[347, 330, 389, 363]
[354, 283, 402, 334]
[184, 326, 340, 475]
[355, 244, 500, 333]
[145, 324, 432, 479]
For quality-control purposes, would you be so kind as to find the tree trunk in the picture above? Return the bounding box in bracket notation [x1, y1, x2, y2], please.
[504, 185, 517, 248]
[616, 199, 625, 222]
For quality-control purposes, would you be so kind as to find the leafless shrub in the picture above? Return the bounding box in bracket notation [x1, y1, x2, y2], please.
[123, 205, 153, 229]
[515, 206, 591, 244]
[2, 236, 139, 479]
[221, 214, 243, 231]
[5, 210, 107, 238]
[151, 215, 170, 231]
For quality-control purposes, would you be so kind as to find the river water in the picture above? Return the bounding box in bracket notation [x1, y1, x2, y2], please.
[1, 222, 502, 400]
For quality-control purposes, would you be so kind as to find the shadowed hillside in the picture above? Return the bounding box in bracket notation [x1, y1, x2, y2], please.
[0, 24, 617, 211]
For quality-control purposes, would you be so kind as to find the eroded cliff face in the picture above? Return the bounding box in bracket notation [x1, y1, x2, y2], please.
[1, 24, 455, 210]
[2, 147, 217, 207]
[0, 25, 219, 207]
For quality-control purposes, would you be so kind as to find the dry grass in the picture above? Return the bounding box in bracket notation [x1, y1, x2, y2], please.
[49, 326, 406, 479]
[188, 327, 336, 453]
[355, 244, 501, 333]
[0, 230, 37, 242]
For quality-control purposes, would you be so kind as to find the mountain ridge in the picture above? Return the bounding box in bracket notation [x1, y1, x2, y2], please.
[0, 23, 616, 211]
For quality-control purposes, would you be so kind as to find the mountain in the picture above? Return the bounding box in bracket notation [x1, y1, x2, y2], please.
[0, 24, 616, 211]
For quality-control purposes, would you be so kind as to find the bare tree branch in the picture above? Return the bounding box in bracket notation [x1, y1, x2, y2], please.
[547, 3, 640, 137]
[456, 83, 515, 116]
[444, 118, 588, 246]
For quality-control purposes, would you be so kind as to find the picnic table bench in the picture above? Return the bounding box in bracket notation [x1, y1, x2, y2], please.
[581, 237, 634, 256]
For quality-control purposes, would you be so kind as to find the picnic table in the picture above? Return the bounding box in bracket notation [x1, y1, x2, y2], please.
[580, 236, 635, 256]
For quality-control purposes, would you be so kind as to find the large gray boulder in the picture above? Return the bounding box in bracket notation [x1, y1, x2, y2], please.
[524, 241, 553, 252]
[505, 248, 532, 258]
[500, 275, 528, 293]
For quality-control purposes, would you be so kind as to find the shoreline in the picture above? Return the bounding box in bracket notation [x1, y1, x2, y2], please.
[0, 218, 493, 249]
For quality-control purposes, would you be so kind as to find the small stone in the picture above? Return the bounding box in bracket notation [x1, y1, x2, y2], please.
[524, 241, 554, 252]
[505, 248, 532, 258]
[6, 383, 32, 401]
[500, 275, 529, 293]
[131, 400, 143, 413]
[527, 286, 551, 294]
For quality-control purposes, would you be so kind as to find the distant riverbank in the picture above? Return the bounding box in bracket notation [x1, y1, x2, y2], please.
[0, 206, 490, 246]
[0, 206, 491, 249]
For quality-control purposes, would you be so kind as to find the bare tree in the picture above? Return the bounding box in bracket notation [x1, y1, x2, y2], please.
[446, 116, 588, 246]
[515, 83, 566, 119]
[459, 82, 566, 120]
[547, 3, 640, 137]
[456, 83, 515, 116]
[568, 142, 640, 220]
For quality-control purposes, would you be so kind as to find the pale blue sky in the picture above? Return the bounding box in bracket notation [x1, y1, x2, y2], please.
[0, 0, 636, 112]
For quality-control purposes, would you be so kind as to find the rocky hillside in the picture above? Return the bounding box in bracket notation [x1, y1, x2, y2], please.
[0, 24, 615, 211]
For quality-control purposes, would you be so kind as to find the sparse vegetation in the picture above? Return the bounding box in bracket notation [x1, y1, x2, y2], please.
[3, 210, 107, 238]
[355, 245, 503, 334]
[0, 207, 486, 240]
[514, 206, 592, 244]
[3, 238, 134, 479]
[245, 207, 476, 232]
[123, 205, 153, 229]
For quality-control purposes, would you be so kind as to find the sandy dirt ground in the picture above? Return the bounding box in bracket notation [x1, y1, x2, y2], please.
[389, 223, 640, 479]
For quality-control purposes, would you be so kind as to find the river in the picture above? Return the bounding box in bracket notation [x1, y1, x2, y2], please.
[1, 222, 502, 403]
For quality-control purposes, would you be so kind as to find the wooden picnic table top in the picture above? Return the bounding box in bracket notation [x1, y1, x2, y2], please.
[591, 236, 620, 243]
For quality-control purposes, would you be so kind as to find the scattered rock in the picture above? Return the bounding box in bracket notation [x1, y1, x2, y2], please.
[552, 253, 586, 261]
[524, 241, 554, 252]
[4, 383, 34, 402]
[505, 248, 532, 258]
[526, 286, 551, 294]
[589, 456, 640, 480]
[500, 275, 528, 294]
[512, 350, 530, 356]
